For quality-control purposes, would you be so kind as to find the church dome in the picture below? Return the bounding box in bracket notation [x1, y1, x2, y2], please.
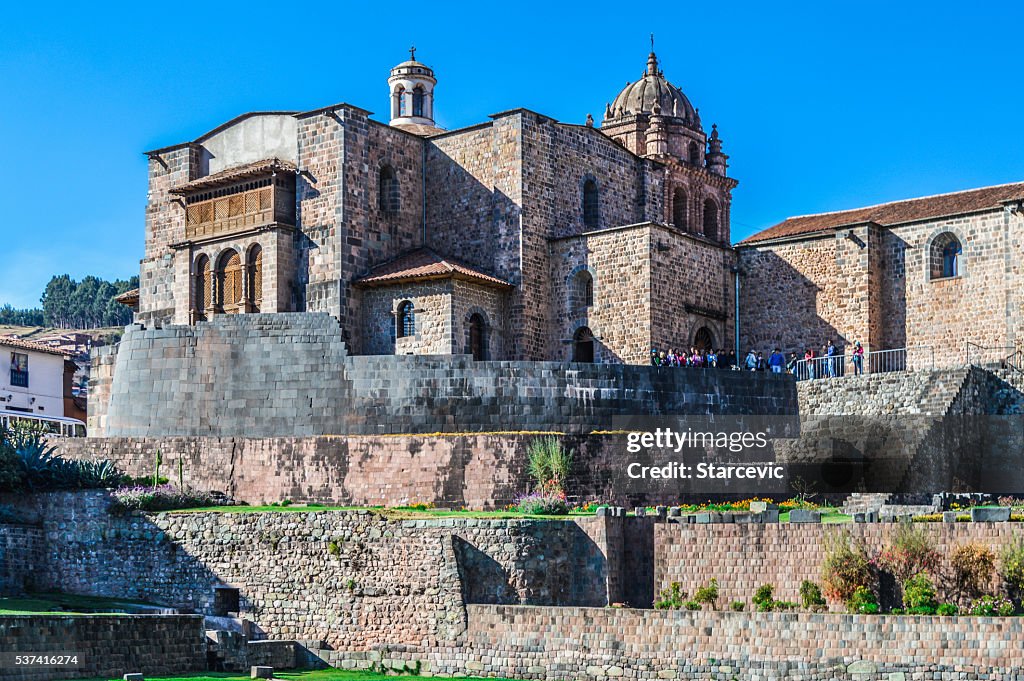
[608, 51, 699, 128]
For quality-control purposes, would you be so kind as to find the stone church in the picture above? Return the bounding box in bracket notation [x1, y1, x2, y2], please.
[137, 49, 738, 364]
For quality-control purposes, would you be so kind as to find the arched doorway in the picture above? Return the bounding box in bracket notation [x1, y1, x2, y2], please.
[468, 313, 487, 361]
[247, 245, 263, 313]
[216, 249, 243, 314]
[573, 326, 595, 363]
[694, 327, 714, 353]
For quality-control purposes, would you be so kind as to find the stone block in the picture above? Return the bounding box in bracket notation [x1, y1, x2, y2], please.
[853, 513, 866, 523]
[971, 507, 1010, 522]
[753, 510, 780, 524]
[942, 511, 957, 523]
[749, 501, 778, 513]
[251, 667, 274, 679]
[695, 513, 712, 524]
[124, 675, 144, 681]
[788, 509, 821, 524]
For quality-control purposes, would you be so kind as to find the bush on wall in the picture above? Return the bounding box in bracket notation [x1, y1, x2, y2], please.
[0, 425, 126, 492]
[821, 530, 874, 607]
[877, 522, 939, 585]
[999, 534, 1024, 603]
[950, 542, 996, 603]
[526, 436, 573, 493]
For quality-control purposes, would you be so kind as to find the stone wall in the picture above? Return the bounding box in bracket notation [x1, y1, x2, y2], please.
[89, 312, 797, 438]
[0, 615, 206, 681]
[4, 492, 622, 650]
[655, 522, 1024, 610]
[0, 523, 42, 595]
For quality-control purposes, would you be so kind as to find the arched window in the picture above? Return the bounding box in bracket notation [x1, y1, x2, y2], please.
[468, 313, 487, 361]
[216, 249, 243, 314]
[573, 326, 595, 363]
[582, 179, 599, 229]
[392, 86, 405, 119]
[930, 232, 962, 279]
[672, 187, 688, 230]
[412, 86, 425, 118]
[688, 141, 700, 165]
[572, 270, 594, 309]
[703, 198, 719, 240]
[397, 301, 415, 338]
[247, 245, 263, 313]
[379, 165, 399, 215]
[194, 255, 211, 322]
[397, 87, 408, 117]
[694, 327, 714, 353]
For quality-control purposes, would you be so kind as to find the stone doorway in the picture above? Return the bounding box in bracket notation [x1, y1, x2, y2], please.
[573, 326, 595, 363]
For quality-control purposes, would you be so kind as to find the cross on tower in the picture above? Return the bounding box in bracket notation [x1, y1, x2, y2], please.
[409, 45, 416, 60]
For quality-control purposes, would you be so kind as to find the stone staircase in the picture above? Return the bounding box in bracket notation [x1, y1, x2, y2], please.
[841, 492, 890, 515]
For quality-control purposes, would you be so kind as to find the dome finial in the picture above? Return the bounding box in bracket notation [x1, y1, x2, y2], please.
[409, 45, 416, 61]
[646, 34, 658, 76]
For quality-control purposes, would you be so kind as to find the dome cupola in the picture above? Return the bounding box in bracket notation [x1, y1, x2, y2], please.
[605, 49, 699, 129]
[388, 46, 438, 131]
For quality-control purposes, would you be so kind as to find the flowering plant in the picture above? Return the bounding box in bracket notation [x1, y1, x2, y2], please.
[112, 484, 219, 512]
[514, 489, 569, 515]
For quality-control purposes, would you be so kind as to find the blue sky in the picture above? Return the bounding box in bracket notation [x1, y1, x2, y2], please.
[2, 1, 1022, 309]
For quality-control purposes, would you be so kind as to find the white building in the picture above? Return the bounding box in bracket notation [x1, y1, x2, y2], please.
[0, 337, 68, 418]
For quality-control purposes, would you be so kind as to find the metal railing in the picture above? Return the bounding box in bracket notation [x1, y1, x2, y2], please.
[9, 369, 28, 388]
[794, 346, 934, 381]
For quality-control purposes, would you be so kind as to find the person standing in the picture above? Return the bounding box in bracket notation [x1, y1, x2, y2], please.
[852, 340, 865, 376]
[826, 339, 836, 377]
[768, 348, 786, 374]
[804, 347, 816, 380]
[745, 349, 758, 371]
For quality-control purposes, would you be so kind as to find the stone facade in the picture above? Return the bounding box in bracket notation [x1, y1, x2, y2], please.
[739, 186, 1024, 367]
[0, 615, 206, 681]
[87, 313, 796, 439]
[134, 50, 736, 364]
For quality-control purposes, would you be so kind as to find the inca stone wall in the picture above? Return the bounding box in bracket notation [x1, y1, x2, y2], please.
[0, 615, 206, 681]
[739, 208, 1024, 365]
[655, 522, 1024, 613]
[88, 313, 797, 439]
[0, 524, 42, 595]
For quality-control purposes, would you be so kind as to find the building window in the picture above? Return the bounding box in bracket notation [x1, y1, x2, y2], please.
[248, 245, 263, 313]
[379, 165, 400, 215]
[672, 187, 688, 230]
[930, 232, 962, 279]
[583, 179, 599, 229]
[216, 249, 243, 314]
[397, 301, 415, 338]
[10, 352, 28, 388]
[688, 141, 700, 165]
[412, 86, 425, 117]
[397, 87, 408, 117]
[703, 198, 719, 240]
[572, 270, 594, 309]
[573, 326, 595, 363]
[468, 313, 487, 361]
[194, 255, 211, 322]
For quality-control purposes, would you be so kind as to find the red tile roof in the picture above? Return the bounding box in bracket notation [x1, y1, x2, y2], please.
[0, 336, 68, 357]
[740, 181, 1024, 245]
[354, 249, 513, 289]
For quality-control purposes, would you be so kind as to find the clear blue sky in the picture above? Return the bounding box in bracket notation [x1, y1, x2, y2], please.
[2, 1, 1022, 309]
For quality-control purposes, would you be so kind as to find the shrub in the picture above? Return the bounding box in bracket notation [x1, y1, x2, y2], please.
[799, 580, 826, 611]
[821, 530, 873, 605]
[968, 595, 1015, 617]
[999, 534, 1024, 600]
[729, 601, 745, 612]
[772, 601, 798, 612]
[526, 436, 573, 493]
[936, 603, 958, 617]
[514, 489, 569, 515]
[654, 582, 687, 610]
[682, 600, 702, 611]
[0, 427, 22, 491]
[902, 573, 938, 614]
[847, 586, 878, 615]
[111, 484, 219, 512]
[693, 578, 719, 609]
[877, 522, 939, 585]
[752, 584, 775, 612]
[950, 542, 996, 601]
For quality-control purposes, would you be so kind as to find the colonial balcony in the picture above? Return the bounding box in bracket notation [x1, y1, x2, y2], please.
[170, 158, 296, 242]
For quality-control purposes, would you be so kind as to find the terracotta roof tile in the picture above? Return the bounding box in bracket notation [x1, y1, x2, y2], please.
[114, 288, 140, 306]
[0, 336, 68, 357]
[169, 158, 296, 194]
[354, 249, 513, 289]
[740, 181, 1024, 245]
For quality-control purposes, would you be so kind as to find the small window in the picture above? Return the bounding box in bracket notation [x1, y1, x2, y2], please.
[412, 86, 425, 118]
[572, 270, 594, 309]
[672, 187, 688, 230]
[397, 301, 415, 338]
[688, 141, 700, 165]
[703, 198, 719, 240]
[930, 232, 962, 279]
[583, 179, 599, 229]
[10, 352, 28, 388]
[379, 165, 400, 215]
[397, 87, 408, 117]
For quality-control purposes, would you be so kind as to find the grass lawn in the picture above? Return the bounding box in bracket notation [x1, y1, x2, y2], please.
[59, 669, 525, 681]
[0, 592, 159, 616]
[779, 510, 851, 524]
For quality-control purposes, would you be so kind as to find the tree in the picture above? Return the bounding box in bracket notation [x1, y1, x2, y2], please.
[33, 273, 138, 329]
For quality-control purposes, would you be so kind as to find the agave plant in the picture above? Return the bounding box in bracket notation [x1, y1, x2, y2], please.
[16, 433, 63, 490]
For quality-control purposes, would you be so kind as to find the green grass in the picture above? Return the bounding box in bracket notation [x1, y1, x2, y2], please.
[59, 669, 526, 681]
[0, 592, 158, 616]
[779, 510, 852, 524]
